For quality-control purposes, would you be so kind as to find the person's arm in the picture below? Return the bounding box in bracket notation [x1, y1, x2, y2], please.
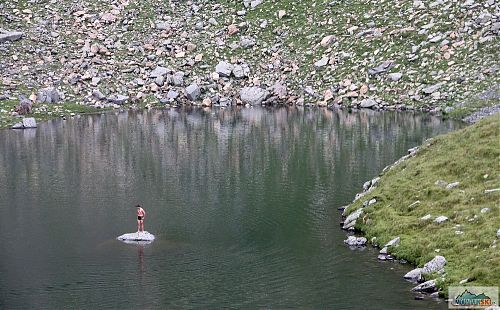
[142, 208, 146, 218]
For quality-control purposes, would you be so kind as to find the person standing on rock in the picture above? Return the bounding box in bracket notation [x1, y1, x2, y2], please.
[136, 205, 146, 233]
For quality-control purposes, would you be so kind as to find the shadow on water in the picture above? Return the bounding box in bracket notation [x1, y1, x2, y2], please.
[0, 107, 461, 309]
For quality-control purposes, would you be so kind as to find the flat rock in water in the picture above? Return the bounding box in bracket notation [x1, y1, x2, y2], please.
[117, 231, 155, 244]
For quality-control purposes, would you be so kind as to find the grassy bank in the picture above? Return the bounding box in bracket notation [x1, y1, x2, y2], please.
[344, 114, 500, 295]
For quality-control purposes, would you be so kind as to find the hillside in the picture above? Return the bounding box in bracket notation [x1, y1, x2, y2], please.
[0, 0, 499, 127]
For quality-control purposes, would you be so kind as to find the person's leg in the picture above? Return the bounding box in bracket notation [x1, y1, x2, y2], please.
[137, 219, 140, 233]
[141, 220, 144, 232]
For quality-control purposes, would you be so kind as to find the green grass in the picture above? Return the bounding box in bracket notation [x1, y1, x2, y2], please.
[344, 115, 500, 295]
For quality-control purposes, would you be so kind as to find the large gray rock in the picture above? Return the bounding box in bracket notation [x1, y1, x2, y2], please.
[433, 215, 448, 224]
[117, 231, 155, 244]
[360, 99, 377, 108]
[240, 87, 269, 105]
[0, 31, 24, 43]
[412, 279, 437, 292]
[185, 84, 201, 101]
[368, 60, 394, 75]
[36, 88, 62, 104]
[385, 236, 401, 247]
[423, 83, 443, 95]
[342, 208, 363, 230]
[172, 72, 184, 86]
[22, 117, 37, 128]
[314, 57, 329, 68]
[344, 236, 367, 246]
[150, 66, 169, 78]
[404, 268, 422, 282]
[108, 94, 129, 105]
[232, 64, 250, 79]
[215, 61, 234, 77]
[388, 72, 403, 81]
[422, 255, 446, 274]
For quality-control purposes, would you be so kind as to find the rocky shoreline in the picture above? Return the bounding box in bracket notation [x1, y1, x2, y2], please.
[1, 0, 499, 128]
[339, 116, 500, 305]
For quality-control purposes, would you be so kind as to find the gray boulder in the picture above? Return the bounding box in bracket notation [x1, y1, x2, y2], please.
[434, 216, 448, 224]
[344, 236, 367, 246]
[342, 208, 363, 230]
[0, 31, 24, 43]
[232, 64, 250, 79]
[314, 57, 329, 68]
[22, 117, 37, 128]
[92, 89, 106, 101]
[108, 94, 129, 105]
[185, 84, 201, 101]
[388, 72, 403, 81]
[240, 87, 269, 105]
[368, 60, 395, 75]
[412, 279, 437, 292]
[215, 61, 234, 77]
[150, 66, 169, 78]
[36, 88, 62, 104]
[404, 268, 422, 282]
[166, 90, 179, 101]
[423, 83, 443, 95]
[172, 72, 184, 86]
[360, 99, 377, 109]
[385, 236, 401, 247]
[422, 255, 446, 274]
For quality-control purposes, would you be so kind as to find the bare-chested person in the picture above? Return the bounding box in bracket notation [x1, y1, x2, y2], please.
[136, 205, 146, 233]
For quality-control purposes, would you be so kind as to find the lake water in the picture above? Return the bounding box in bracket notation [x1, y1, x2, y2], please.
[0, 107, 460, 309]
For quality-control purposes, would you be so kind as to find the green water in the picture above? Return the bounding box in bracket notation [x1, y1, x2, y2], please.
[0, 107, 460, 309]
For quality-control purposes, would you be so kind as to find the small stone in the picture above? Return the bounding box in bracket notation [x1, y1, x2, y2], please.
[360, 98, 377, 108]
[228, 24, 239, 35]
[344, 236, 367, 246]
[421, 214, 432, 221]
[412, 280, 437, 292]
[423, 83, 442, 95]
[379, 247, 388, 254]
[422, 255, 446, 274]
[314, 57, 329, 68]
[368, 60, 395, 75]
[0, 31, 24, 43]
[480, 208, 490, 213]
[434, 216, 448, 224]
[278, 10, 286, 19]
[404, 268, 422, 282]
[12, 122, 24, 129]
[185, 84, 201, 101]
[215, 61, 234, 77]
[459, 278, 469, 284]
[22, 117, 37, 128]
[446, 182, 460, 189]
[108, 94, 129, 105]
[388, 72, 403, 81]
[150, 66, 169, 78]
[385, 237, 401, 247]
[240, 87, 270, 105]
[320, 35, 335, 47]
